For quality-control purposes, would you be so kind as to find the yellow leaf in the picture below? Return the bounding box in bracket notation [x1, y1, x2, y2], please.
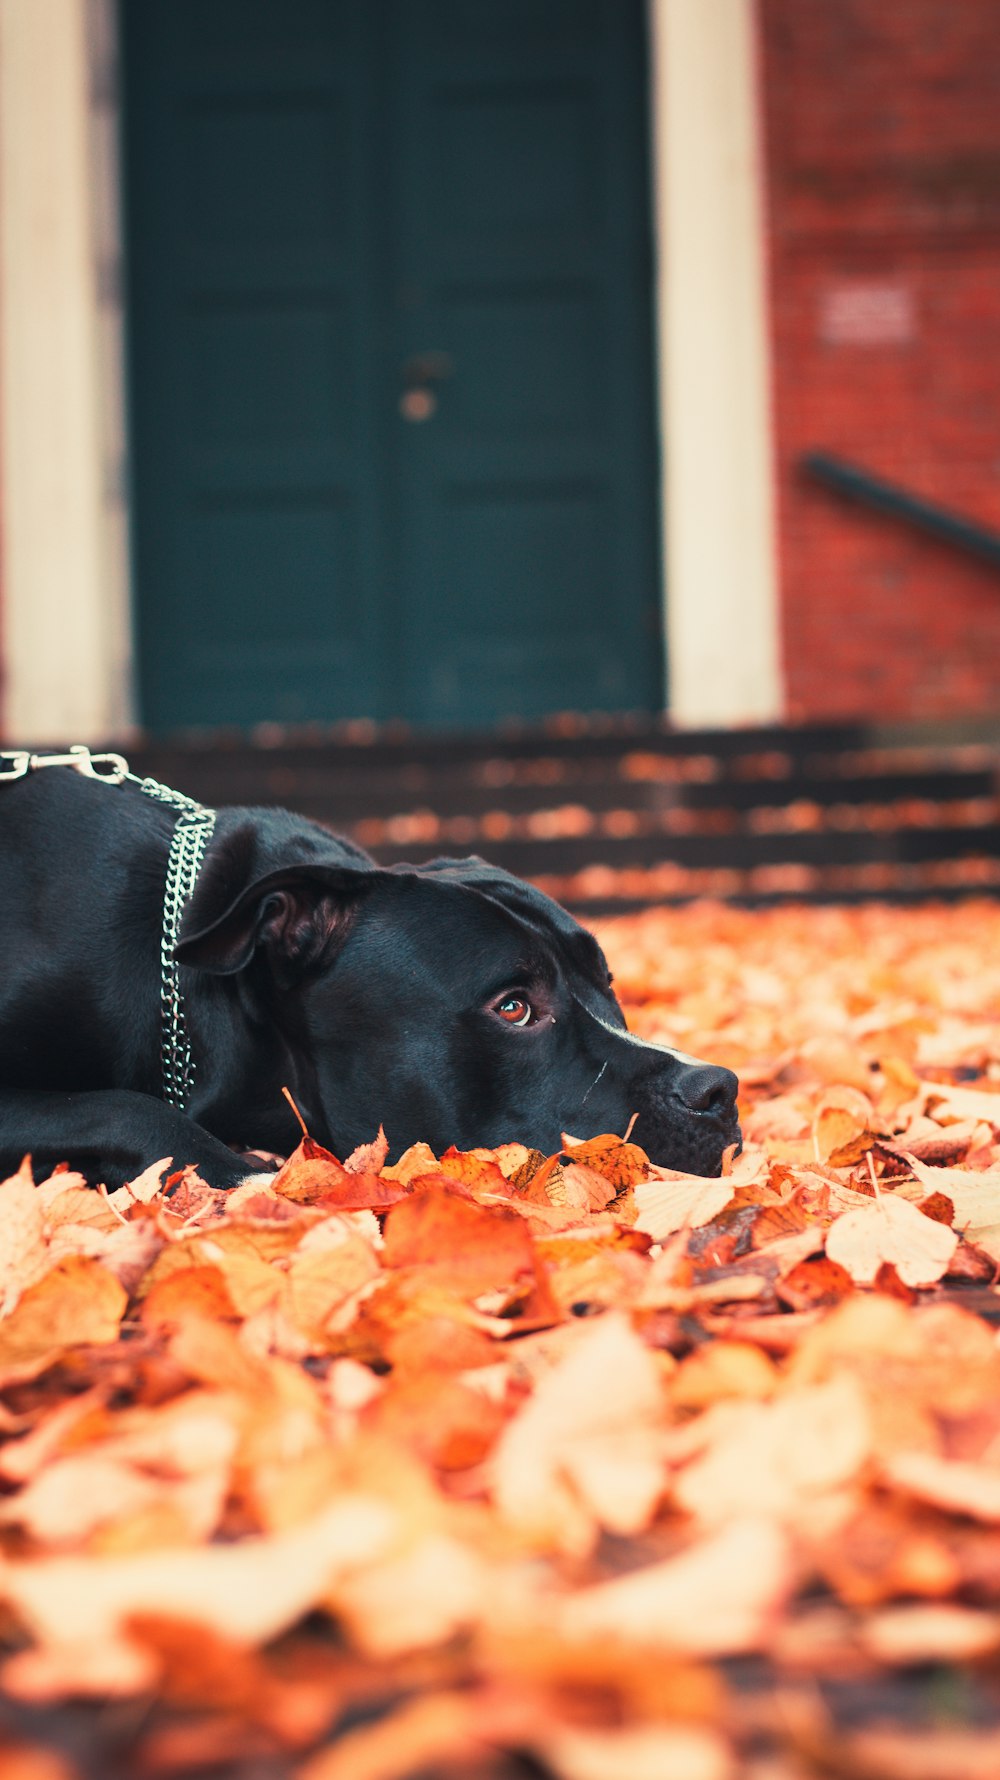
[0, 1259, 127, 1386]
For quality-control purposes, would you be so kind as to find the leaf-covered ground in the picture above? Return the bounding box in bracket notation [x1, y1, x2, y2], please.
[3, 899, 1000, 1780]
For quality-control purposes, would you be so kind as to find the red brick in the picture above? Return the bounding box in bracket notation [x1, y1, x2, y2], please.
[759, 0, 1000, 721]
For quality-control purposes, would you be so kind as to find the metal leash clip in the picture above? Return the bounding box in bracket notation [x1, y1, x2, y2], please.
[1, 739, 215, 1111]
[0, 745, 129, 783]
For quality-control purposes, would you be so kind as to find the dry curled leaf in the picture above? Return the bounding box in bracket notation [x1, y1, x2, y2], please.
[632, 1176, 736, 1240]
[825, 1190, 958, 1287]
[493, 1312, 666, 1550]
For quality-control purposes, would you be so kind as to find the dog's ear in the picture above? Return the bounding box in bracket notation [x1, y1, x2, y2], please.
[175, 864, 375, 980]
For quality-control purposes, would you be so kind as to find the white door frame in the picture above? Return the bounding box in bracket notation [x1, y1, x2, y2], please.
[648, 0, 783, 726]
[0, 0, 132, 743]
[0, 0, 783, 741]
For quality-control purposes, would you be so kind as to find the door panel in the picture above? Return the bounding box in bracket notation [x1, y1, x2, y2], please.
[123, 0, 390, 729]
[390, 0, 661, 724]
[122, 0, 662, 732]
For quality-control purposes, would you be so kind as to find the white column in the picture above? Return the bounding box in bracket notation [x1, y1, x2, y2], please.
[648, 0, 783, 726]
[0, 0, 132, 742]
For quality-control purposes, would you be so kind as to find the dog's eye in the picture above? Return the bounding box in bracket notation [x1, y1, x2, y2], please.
[493, 994, 533, 1027]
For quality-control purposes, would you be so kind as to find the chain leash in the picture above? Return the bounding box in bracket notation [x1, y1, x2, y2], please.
[127, 775, 217, 1111]
[0, 746, 216, 1112]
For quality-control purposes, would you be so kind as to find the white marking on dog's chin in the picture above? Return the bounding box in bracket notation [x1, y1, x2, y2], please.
[582, 1007, 708, 1070]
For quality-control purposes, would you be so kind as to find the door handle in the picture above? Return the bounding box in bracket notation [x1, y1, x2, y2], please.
[400, 351, 454, 422]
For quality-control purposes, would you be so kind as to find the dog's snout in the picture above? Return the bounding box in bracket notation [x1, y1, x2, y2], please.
[674, 1063, 739, 1119]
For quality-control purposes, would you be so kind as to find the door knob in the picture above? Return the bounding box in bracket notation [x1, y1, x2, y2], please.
[400, 350, 454, 422]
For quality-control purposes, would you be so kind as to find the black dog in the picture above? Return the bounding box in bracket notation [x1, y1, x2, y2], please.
[0, 757, 739, 1188]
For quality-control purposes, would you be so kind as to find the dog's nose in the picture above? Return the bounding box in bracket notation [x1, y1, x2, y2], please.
[674, 1063, 739, 1119]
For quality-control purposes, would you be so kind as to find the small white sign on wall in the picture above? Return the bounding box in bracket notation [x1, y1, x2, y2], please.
[819, 282, 916, 346]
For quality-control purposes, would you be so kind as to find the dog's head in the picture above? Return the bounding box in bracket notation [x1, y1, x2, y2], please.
[178, 820, 740, 1175]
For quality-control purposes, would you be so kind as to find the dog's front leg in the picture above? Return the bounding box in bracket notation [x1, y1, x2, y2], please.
[0, 1088, 263, 1190]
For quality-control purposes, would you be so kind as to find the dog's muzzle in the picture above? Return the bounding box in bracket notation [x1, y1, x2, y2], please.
[638, 1060, 741, 1175]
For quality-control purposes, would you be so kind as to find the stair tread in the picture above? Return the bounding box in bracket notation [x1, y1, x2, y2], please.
[108, 719, 1000, 908]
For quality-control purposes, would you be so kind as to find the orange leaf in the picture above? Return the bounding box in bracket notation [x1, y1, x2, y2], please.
[776, 1256, 855, 1312]
[271, 1138, 408, 1211]
[381, 1182, 536, 1295]
[0, 1258, 127, 1387]
[0, 1160, 48, 1312]
[671, 1343, 776, 1414]
[553, 1162, 619, 1212]
[140, 1265, 240, 1330]
[343, 1128, 390, 1175]
[284, 1233, 381, 1341]
[512, 1151, 565, 1205]
[268, 1138, 351, 1201]
[434, 1147, 514, 1198]
[382, 1315, 499, 1376]
[559, 1133, 652, 1189]
[812, 1087, 877, 1162]
[381, 1141, 439, 1185]
[368, 1373, 505, 1470]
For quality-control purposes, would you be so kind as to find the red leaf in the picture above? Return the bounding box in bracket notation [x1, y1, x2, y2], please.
[270, 1138, 407, 1211]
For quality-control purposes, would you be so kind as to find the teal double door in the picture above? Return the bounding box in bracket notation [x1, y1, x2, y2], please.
[122, 0, 663, 732]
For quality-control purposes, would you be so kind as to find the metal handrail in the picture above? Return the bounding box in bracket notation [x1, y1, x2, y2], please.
[801, 451, 1000, 572]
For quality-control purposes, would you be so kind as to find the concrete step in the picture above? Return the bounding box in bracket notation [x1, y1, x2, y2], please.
[118, 716, 1000, 910]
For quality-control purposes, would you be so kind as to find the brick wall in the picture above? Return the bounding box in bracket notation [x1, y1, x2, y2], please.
[759, 0, 1000, 722]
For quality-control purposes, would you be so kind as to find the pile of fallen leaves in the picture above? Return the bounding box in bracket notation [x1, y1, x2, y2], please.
[3, 900, 1000, 1780]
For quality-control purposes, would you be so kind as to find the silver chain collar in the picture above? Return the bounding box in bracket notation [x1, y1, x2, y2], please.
[0, 744, 216, 1112]
[129, 773, 217, 1111]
